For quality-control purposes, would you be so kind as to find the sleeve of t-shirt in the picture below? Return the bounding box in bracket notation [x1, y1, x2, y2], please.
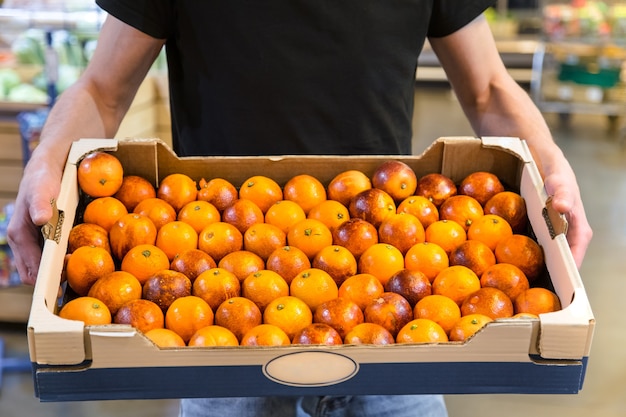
[427, 0, 496, 38]
[96, 0, 174, 39]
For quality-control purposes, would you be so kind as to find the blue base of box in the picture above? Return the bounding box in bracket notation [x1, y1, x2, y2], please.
[32, 356, 589, 402]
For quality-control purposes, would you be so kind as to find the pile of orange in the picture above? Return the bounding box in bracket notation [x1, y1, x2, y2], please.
[60, 152, 562, 347]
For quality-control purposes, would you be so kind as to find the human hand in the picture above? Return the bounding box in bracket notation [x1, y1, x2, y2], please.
[540, 151, 593, 269]
[7, 156, 63, 285]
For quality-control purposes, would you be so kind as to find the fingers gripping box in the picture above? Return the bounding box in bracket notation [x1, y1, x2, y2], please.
[27, 137, 594, 401]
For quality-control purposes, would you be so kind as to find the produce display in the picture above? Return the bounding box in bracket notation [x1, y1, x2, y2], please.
[543, 1, 626, 39]
[0, 28, 93, 103]
[57, 150, 562, 349]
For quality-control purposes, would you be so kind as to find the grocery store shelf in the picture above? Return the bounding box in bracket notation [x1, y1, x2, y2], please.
[0, 7, 105, 33]
[0, 285, 32, 323]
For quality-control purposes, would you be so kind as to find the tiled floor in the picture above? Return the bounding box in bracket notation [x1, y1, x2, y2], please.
[0, 84, 624, 416]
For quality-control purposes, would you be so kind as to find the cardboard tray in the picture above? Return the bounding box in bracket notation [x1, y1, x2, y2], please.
[27, 137, 595, 401]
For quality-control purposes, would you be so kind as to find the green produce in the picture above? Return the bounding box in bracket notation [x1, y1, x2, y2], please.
[0, 69, 21, 99]
[6, 83, 48, 103]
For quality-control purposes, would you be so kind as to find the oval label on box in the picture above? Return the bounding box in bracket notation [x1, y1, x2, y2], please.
[263, 351, 359, 387]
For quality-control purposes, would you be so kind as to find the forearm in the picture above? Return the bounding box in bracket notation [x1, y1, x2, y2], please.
[459, 76, 564, 176]
[30, 83, 112, 170]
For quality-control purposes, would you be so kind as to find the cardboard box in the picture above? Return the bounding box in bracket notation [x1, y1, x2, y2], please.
[27, 137, 595, 401]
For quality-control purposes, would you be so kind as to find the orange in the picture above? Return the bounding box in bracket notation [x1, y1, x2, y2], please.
[222, 198, 265, 234]
[170, 248, 217, 284]
[264, 200, 307, 234]
[483, 191, 528, 234]
[397, 195, 439, 229]
[332, 218, 379, 259]
[187, 325, 239, 347]
[512, 312, 540, 319]
[120, 243, 171, 285]
[439, 195, 484, 232]
[192, 267, 241, 311]
[448, 240, 496, 278]
[240, 324, 291, 347]
[313, 297, 364, 339]
[114, 299, 165, 334]
[343, 322, 395, 345]
[155, 220, 199, 261]
[197, 177, 238, 212]
[292, 323, 343, 346]
[217, 250, 265, 282]
[404, 242, 449, 283]
[448, 313, 493, 342]
[87, 270, 143, 315]
[243, 223, 287, 261]
[177, 200, 220, 234]
[133, 197, 178, 231]
[109, 212, 158, 261]
[82, 196, 128, 232]
[338, 273, 384, 311]
[242, 270, 290, 312]
[67, 223, 110, 254]
[467, 214, 513, 252]
[265, 245, 312, 285]
[307, 199, 350, 232]
[290, 268, 339, 311]
[348, 188, 396, 228]
[113, 175, 157, 212]
[424, 219, 467, 254]
[513, 287, 562, 316]
[415, 173, 457, 207]
[357, 243, 405, 286]
[157, 173, 198, 213]
[494, 234, 545, 282]
[396, 318, 448, 344]
[312, 245, 358, 287]
[263, 295, 313, 340]
[378, 212, 425, 255]
[165, 295, 215, 343]
[77, 151, 124, 198]
[460, 287, 514, 320]
[327, 169, 372, 207]
[385, 269, 432, 307]
[371, 160, 418, 203]
[432, 265, 481, 307]
[197, 221, 244, 262]
[238, 175, 283, 214]
[214, 296, 263, 342]
[480, 262, 530, 302]
[142, 269, 192, 312]
[413, 294, 461, 335]
[458, 171, 505, 207]
[144, 328, 186, 347]
[65, 245, 116, 296]
[287, 218, 333, 259]
[283, 174, 327, 215]
[58, 296, 112, 325]
[363, 292, 413, 337]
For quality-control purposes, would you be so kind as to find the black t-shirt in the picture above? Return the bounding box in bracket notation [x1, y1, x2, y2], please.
[96, 0, 494, 157]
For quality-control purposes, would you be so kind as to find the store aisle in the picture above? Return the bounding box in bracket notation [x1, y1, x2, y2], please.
[0, 84, 624, 417]
[413, 85, 626, 417]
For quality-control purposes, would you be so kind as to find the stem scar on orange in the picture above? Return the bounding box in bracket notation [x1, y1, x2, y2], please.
[77, 151, 124, 198]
